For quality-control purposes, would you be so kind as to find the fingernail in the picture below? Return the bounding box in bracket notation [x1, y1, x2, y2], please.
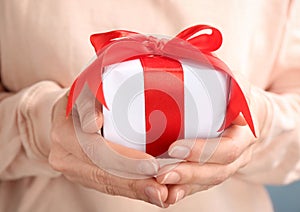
[144, 187, 164, 208]
[160, 172, 181, 184]
[137, 160, 158, 175]
[169, 146, 190, 159]
[175, 190, 185, 203]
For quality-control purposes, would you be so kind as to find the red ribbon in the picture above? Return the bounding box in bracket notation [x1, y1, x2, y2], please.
[141, 56, 185, 156]
[66, 25, 256, 137]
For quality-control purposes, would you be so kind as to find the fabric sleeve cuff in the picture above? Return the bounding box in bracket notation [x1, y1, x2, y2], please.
[18, 81, 68, 160]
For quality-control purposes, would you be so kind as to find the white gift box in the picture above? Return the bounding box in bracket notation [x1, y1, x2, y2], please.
[102, 56, 230, 157]
[66, 25, 256, 160]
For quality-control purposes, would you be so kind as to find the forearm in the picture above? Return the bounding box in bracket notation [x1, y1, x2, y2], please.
[237, 90, 300, 185]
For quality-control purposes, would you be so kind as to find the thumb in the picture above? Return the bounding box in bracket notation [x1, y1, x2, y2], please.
[75, 85, 103, 133]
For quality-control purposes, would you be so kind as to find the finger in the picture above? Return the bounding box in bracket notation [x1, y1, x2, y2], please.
[52, 150, 169, 208]
[156, 162, 231, 185]
[165, 146, 253, 204]
[168, 124, 254, 164]
[72, 110, 160, 178]
[75, 85, 103, 133]
[156, 146, 253, 186]
[164, 184, 213, 205]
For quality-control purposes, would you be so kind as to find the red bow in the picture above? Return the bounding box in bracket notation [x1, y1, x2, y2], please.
[66, 25, 256, 137]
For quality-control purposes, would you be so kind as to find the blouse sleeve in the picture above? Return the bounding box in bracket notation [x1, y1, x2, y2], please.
[0, 78, 66, 180]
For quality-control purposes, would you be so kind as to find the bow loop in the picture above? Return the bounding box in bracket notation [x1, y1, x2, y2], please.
[176, 25, 222, 52]
[90, 30, 139, 54]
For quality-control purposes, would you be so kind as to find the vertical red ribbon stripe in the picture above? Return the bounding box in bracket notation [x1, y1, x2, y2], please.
[140, 56, 185, 157]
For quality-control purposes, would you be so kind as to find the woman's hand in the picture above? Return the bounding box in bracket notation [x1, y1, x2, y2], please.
[156, 116, 256, 204]
[156, 73, 265, 205]
[48, 87, 169, 208]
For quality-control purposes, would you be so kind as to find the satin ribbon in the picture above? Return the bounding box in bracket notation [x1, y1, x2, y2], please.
[141, 55, 185, 156]
[66, 25, 256, 137]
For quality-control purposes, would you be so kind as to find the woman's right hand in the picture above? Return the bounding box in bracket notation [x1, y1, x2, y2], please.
[48, 87, 169, 208]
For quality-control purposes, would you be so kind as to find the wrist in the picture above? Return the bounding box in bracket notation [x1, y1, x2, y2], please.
[20, 81, 67, 159]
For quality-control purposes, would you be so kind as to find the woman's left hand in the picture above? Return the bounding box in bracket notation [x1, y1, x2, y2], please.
[156, 115, 257, 204]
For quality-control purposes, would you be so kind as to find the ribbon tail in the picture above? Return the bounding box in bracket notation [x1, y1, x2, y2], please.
[220, 80, 256, 137]
[66, 78, 78, 117]
[84, 53, 109, 109]
[232, 81, 256, 137]
[66, 78, 108, 118]
[88, 81, 108, 110]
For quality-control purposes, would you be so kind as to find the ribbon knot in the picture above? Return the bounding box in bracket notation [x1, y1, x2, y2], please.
[142, 36, 167, 55]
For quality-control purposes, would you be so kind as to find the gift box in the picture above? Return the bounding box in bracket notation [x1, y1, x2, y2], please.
[66, 25, 256, 157]
[101, 56, 230, 157]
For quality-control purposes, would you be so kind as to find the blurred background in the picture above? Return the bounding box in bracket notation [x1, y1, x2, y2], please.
[266, 181, 300, 212]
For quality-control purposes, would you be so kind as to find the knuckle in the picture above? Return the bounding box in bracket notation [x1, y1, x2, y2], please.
[224, 143, 241, 164]
[103, 184, 118, 196]
[92, 167, 105, 184]
[127, 180, 139, 199]
[99, 170, 119, 196]
[48, 152, 65, 172]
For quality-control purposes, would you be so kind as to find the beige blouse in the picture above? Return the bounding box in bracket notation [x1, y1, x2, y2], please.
[0, 0, 300, 211]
